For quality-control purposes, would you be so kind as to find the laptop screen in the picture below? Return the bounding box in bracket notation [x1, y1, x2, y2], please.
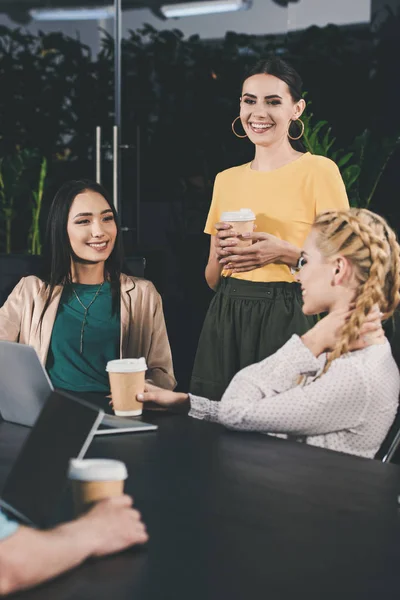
[1, 390, 103, 528]
[0, 341, 53, 427]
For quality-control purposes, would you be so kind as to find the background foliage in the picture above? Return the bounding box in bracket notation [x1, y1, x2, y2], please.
[1, 11, 400, 253]
[0, 9, 400, 385]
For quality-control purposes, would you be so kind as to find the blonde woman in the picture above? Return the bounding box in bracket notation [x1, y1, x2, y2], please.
[136, 209, 400, 459]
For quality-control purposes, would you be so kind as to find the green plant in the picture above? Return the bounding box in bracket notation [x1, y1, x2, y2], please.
[302, 100, 361, 197]
[302, 100, 400, 209]
[0, 148, 47, 254]
[348, 130, 400, 208]
[28, 156, 47, 255]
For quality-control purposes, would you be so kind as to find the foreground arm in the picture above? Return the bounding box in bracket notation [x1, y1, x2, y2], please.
[0, 496, 148, 596]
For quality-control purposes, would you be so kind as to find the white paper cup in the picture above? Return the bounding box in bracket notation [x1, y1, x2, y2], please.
[106, 358, 147, 416]
[68, 458, 128, 515]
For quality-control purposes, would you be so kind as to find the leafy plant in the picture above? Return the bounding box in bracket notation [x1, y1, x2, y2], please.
[0, 12, 399, 251]
[302, 100, 400, 209]
[0, 148, 47, 254]
[302, 100, 361, 197]
[29, 156, 47, 255]
[348, 130, 400, 208]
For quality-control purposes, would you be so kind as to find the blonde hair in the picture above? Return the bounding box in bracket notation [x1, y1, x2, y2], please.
[313, 208, 400, 370]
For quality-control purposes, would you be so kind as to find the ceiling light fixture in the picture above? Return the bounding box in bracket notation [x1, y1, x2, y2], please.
[161, 0, 252, 18]
[30, 6, 114, 21]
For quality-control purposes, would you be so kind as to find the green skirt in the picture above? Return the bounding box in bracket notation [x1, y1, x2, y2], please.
[190, 277, 316, 401]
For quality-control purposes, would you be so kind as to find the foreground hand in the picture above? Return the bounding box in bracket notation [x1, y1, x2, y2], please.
[137, 383, 189, 408]
[219, 232, 286, 272]
[302, 305, 384, 357]
[82, 495, 148, 557]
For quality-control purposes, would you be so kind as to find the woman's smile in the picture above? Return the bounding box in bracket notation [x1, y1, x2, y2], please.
[86, 240, 109, 252]
[248, 121, 274, 134]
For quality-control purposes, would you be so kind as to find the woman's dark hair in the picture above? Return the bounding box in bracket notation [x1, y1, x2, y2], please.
[39, 179, 124, 325]
[243, 57, 306, 152]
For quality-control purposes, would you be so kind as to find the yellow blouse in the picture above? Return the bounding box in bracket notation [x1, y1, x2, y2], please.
[204, 152, 349, 282]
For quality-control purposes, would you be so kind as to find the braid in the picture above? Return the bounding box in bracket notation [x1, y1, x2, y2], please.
[382, 226, 400, 317]
[313, 208, 400, 373]
[358, 211, 400, 317]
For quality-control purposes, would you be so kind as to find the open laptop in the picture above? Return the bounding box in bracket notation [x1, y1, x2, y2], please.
[0, 341, 157, 435]
[0, 390, 104, 527]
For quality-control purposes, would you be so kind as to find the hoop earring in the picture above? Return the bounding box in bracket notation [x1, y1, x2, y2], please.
[288, 118, 304, 141]
[232, 116, 247, 139]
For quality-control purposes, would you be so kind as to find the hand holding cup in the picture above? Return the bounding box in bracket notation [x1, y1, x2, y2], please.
[215, 208, 256, 260]
[68, 458, 128, 515]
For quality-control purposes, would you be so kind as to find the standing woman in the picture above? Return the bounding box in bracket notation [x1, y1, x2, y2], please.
[190, 57, 349, 401]
[0, 180, 175, 399]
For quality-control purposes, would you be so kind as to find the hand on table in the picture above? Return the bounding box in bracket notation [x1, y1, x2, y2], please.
[81, 495, 148, 557]
[301, 304, 384, 357]
[137, 383, 189, 408]
[218, 231, 288, 273]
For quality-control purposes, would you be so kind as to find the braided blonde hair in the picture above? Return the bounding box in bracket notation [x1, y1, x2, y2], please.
[313, 208, 400, 371]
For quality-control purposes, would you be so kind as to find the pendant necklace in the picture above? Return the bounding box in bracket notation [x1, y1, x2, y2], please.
[71, 282, 104, 354]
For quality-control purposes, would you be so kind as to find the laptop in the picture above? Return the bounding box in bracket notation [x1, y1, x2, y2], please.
[0, 341, 157, 435]
[0, 390, 103, 527]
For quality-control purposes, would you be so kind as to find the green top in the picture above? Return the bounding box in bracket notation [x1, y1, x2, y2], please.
[46, 282, 120, 393]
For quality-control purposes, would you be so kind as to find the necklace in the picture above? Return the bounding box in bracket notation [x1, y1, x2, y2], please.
[71, 282, 104, 354]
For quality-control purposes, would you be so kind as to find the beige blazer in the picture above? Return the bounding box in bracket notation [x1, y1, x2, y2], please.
[0, 274, 176, 390]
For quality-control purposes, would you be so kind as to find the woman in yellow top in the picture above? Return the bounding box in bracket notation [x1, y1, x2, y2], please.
[190, 57, 349, 401]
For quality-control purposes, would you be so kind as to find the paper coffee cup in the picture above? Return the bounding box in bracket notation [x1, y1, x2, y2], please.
[220, 208, 255, 247]
[106, 358, 147, 416]
[68, 458, 128, 515]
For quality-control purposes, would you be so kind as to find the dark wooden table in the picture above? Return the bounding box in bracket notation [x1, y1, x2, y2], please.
[1, 411, 400, 600]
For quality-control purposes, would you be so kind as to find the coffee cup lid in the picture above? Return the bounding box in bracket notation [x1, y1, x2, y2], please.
[220, 208, 255, 222]
[106, 357, 147, 373]
[68, 459, 128, 481]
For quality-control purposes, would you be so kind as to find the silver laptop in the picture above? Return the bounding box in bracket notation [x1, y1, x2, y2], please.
[0, 341, 157, 435]
[0, 390, 104, 527]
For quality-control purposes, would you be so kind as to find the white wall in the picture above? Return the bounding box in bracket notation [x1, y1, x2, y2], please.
[0, 12, 104, 55]
[287, 0, 370, 32]
[117, 0, 288, 38]
[109, 0, 371, 40]
[0, 0, 372, 52]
